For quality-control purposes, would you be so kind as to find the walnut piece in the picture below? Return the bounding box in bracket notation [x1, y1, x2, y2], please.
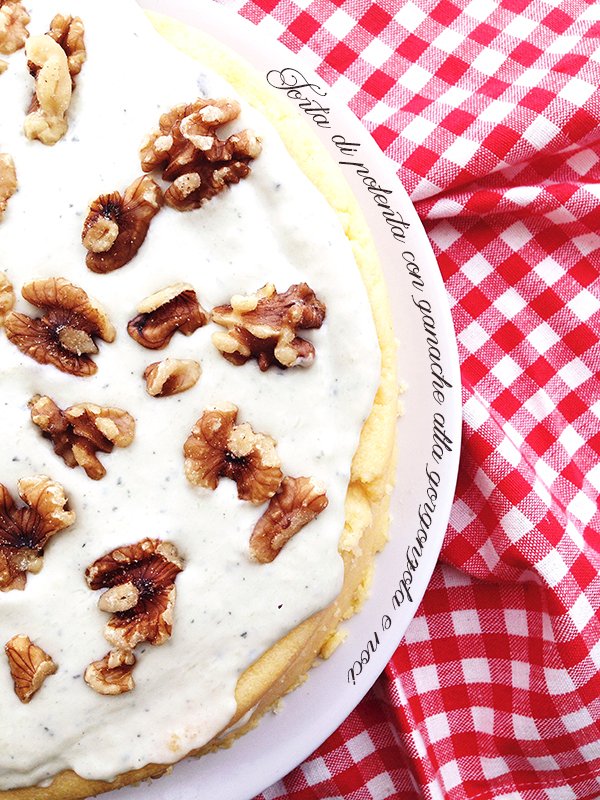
[0, 271, 14, 326]
[184, 403, 283, 504]
[0, 0, 29, 55]
[5, 277, 115, 376]
[83, 176, 163, 274]
[5, 635, 57, 703]
[86, 539, 184, 650]
[144, 358, 201, 397]
[29, 395, 135, 480]
[212, 283, 326, 371]
[24, 33, 72, 145]
[0, 476, 75, 591]
[48, 14, 85, 81]
[140, 97, 261, 210]
[0, 152, 17, 220]
[84, 649, 136, 696]
[249, 477, 328, 563]
[128, 283, 208, 350]
[0, 59, 7, 73]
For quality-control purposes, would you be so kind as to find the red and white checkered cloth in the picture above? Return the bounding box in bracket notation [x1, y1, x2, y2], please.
[214, 0, 600, 797]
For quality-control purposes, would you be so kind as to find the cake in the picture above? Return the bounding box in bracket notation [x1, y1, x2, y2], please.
[0, 1, 397, 797]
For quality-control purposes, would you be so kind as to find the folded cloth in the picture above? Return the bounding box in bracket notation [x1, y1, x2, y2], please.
[217, 0, 600, 797]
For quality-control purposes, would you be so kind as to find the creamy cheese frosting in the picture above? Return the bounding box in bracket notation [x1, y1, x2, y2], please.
[0, 0, 380, 788]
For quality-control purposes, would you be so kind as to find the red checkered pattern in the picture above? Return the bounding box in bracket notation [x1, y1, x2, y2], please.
[214, 0, 600, 797]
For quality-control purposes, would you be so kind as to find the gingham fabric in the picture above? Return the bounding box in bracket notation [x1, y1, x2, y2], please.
[212, 0, 600, 797]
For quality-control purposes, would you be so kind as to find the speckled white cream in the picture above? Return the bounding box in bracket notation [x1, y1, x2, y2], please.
[0, 0, 380, 788]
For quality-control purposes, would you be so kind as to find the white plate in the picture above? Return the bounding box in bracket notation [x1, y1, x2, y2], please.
[105, 3, 463, 798]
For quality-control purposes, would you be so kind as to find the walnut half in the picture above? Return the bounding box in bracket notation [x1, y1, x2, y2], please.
[140, 97, 261, 210]
[128, 283, 208, 350]
[24, 33, 72, 145]
[0, 0, 29, 55]
[29, 395, 135, 480]
[0, 476, 75, 591]
[5, 635, 57, 703]
[83, 176, 163, 273]
[212, 283, 326, 371]
[249, 477, 328, 563]
[5, 277, 115, 376]
[184, 403, 283, 505]
[86, 539, 184, 650]
[84, 649, 136, 696]
[0, 152, 17, 221]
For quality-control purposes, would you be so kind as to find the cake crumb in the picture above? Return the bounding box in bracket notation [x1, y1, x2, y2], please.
[319, 628, 348, 660]
[270, 699, 284, 715]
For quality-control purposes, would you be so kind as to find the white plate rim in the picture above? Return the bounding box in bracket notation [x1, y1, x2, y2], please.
[99, 2, 464, 798]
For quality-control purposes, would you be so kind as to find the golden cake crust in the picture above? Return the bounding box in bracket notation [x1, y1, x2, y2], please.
[1, 11, 397, 800]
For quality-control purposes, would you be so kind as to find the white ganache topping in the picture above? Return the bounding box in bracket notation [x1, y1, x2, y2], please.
[0, 0, 380, 788]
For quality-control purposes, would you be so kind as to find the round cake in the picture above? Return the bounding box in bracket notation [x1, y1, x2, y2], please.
[0, 1, 398, 797]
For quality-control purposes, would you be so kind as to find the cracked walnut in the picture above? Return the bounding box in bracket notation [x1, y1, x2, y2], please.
[184, 403, 283, 505]
[0, 475, 75, 591]
[23, 15, 85, 145]
[83, 176, 163, 273]
[144, 358, 201, 397]
[5, 277, 115, 376]
[212, 283, 326, 370]
[84, 649, 136, 696]
[140, 97, 261, 210]
[128, 283, 208, 350]
[86, 539, 184, 650]
[23, 33, 72, 145]
[249, 477, 328, 563]
[5, 635, 57, 703]
[29, 395, 135, 480]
